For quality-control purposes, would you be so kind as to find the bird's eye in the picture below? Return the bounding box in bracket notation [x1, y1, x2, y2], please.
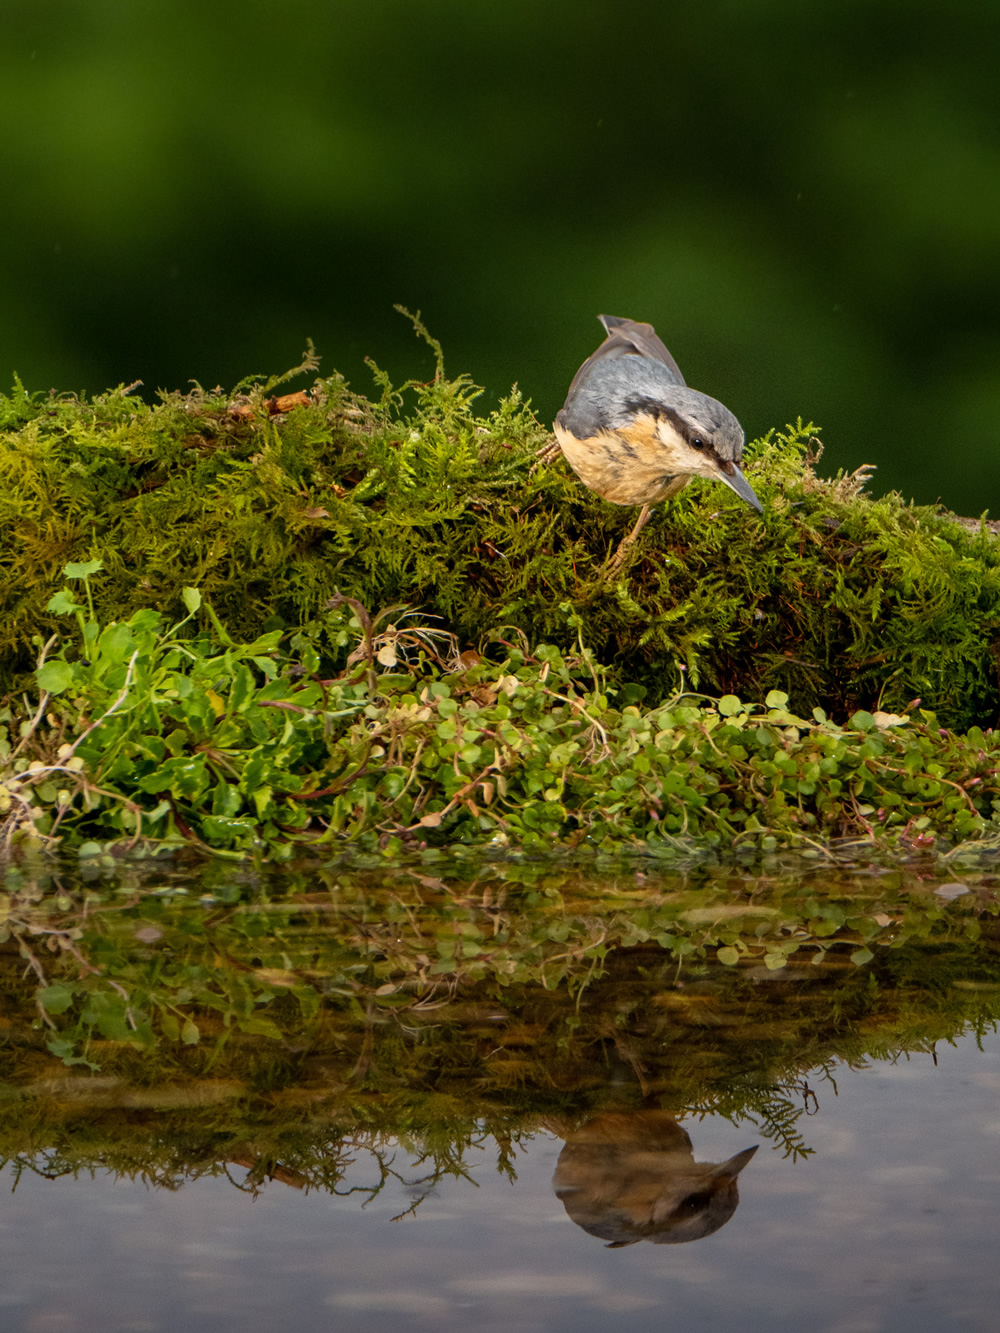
[679, 1191, 712, 1213]
[691, 437, 705, 450]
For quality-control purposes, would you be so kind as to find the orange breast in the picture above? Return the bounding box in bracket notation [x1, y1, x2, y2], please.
[554, 421, 689, 507]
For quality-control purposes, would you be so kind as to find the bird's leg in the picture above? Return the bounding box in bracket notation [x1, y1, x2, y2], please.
[604, 477, 691, 575]
[605, 504, 652, 574]
[623, 502, 654, 546]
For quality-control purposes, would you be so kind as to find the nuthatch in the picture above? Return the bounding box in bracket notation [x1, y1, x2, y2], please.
[552, 1110, 758, 1247]
[554, 315, 762, 565]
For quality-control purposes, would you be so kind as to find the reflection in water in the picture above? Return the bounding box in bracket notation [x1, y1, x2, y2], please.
[4, 1036, 1000, 1333]
[553, 1110, 756, 1246]
[1, 860, 1000, 1327]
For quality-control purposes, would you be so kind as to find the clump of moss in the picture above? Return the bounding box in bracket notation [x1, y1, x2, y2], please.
[3, 321, 1000, 727]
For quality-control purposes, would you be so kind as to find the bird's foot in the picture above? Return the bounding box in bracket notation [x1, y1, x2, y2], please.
[528, 438, 562, 477]
[602, 504, 652, 576]
[604, 537, 637, 577]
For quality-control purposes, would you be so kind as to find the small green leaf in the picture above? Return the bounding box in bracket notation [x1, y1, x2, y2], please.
[138, 755, 210, 800]
[182, 587, 202, 614]
[211, 779, 243, 818]
[46, 1038, 99, 1070]
[851, 947, 874, 966]
[810, 918, 840, 937]
[201, 814, 256, 845]
[63, 558, 104, 579]
[229, 664, 256, 713]
[292, 986, 321, 1022]
[250, 655, 278, 680]
[718, 695, 743, 717]
[45, 590, 83, 615]
[717, 946, 740, 966]
[96, 622, 135, 663]
[237, 1014, 283, 1039]
[160, 1013, 181, 1041]
[36, 660, 75, 694]
[181, 1018, 201, 1045]
[39, 984, 76, 1014]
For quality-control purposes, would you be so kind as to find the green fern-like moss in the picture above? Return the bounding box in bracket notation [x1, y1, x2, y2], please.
[3, 338, 1000, 728]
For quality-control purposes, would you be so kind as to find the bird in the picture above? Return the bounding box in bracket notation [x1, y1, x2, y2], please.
[553, 315, 762, 568]
[552, 1109, 758, 1247]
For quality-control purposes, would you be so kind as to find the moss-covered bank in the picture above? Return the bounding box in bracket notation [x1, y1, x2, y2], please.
[3, 328, 1000, 728]
[4, 332, 1000, 863]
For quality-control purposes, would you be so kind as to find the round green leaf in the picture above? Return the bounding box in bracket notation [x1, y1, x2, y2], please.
[36, 660, 75, 694]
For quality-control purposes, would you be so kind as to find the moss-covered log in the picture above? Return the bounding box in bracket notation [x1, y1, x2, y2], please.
[3, 335, 1000, 728]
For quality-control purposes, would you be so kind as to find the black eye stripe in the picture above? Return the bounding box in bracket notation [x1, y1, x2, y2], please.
[620, 397, 716, 452]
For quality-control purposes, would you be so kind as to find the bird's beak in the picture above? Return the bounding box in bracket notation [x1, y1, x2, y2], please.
[719, 464, 763, 513]
[710, 1146, 759, 1181]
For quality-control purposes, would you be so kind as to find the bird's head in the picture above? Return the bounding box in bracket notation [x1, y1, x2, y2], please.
[622, 386, 762, 512]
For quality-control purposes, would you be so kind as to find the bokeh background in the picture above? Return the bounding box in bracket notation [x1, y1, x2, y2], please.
[2, 0, 999, 514]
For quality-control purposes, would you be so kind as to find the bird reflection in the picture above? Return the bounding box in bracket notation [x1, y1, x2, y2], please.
[552, 1109, 757, 1247]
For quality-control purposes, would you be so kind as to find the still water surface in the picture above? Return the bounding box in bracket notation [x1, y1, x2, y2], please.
[2, 858, 999, 1330]
[1, 1031, 998, 1332]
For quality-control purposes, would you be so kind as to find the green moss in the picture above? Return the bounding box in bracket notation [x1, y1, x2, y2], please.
[3, 329, 1000, 728]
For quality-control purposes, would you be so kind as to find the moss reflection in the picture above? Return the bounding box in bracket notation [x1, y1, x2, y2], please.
[0, 859, 998, 1213]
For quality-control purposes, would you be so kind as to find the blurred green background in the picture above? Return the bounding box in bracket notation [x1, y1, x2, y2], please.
[2, 0, 999, 513]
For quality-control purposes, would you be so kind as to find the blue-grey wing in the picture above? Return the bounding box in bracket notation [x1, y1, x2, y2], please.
[557, 353, 689, 440]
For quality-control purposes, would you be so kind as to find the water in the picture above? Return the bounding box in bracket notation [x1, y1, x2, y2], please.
[1, 1033, 998, 1332]
[1, 859, 999, 1330]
